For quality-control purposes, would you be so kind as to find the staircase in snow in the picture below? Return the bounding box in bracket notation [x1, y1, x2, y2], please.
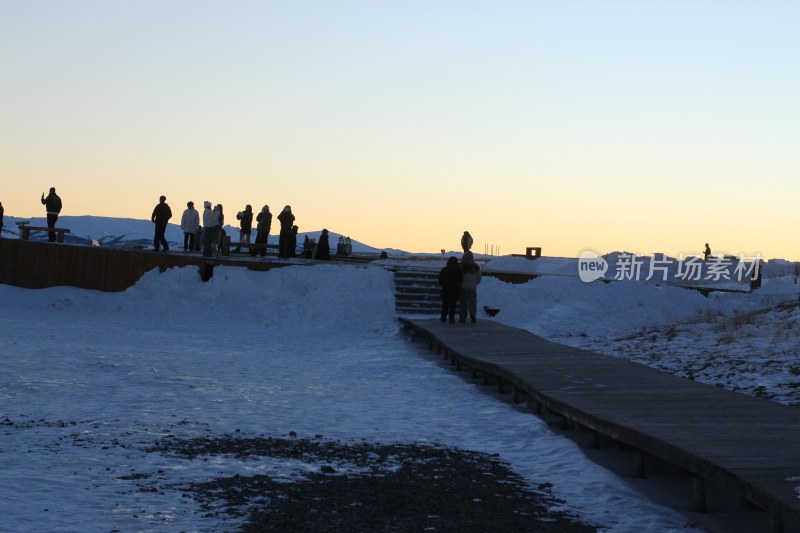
[393, 269, 441, 315]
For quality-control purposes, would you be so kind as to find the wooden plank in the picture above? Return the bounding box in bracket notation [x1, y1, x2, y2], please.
[400, 316, 800, 531]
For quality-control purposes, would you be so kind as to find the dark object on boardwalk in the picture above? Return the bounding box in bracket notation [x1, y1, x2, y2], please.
[483, 306, 500, 317]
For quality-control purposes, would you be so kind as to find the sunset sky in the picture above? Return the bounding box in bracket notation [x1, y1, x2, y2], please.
[2, 1, 798, 258]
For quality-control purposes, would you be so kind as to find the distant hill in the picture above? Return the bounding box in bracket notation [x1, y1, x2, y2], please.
[1, 215, 384, 254]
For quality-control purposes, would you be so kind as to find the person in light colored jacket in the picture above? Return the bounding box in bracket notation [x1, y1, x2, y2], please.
[180, 201, 200, 252]
[459, 251, 482, 323]
[202, 201, 219, 257]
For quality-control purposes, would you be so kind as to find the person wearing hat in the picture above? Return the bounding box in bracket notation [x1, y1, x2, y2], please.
[202, 201, 218, 257]
[151, 195, 172, 252]
[459, 251, 482, 323]
[180, 201, 200, 252]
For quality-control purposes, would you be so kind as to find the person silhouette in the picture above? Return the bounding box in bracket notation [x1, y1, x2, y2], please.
[461, 231, 473, 252]
[316, 229, 331, 260]
[438, 256, 463, 323]
[180, 201, 200, 252]
[278, 206, 295, 258]
[40, 187, 62, 242]
[151, 195, 172, 251]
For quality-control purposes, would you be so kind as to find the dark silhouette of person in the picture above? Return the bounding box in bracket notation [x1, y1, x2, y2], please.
[277, 205, 295, 258]
[0, 201, 4, 237]
[235, 205, 253, 252]
[316, 229, 331, 260]
[438, 256, 463, 323]
[253, 205, 272, 257]
[459, 251, 482, 323]
[461, 231, 473, 252]
[703, 243, 711, 261]
[289, 225, 299, 258]
[40, 187, 62, 242]
[151, 195, 172, 251]
[214, 204, 225, 252]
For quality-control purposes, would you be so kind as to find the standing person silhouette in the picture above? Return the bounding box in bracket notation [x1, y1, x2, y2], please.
[458, 251, 482, 323]
[0, 201, 4, 238]
[41, 187, 62, 242]
[235, 205, 253, 252]
[289, 225, 299, 258]
[461, 231, 473, 253]
[438, 256, 463, 324]
[253, 205, 272, 257]
[213, 204, 225, 252]
[151, 195, 172, 251]
[703, 243, 712, 261]
[277, 205, 295, 258]
[316, 229, 331, 260]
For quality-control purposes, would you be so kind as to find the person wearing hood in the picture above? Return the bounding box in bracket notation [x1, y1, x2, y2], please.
[180, 201, 200, 252]
[277, 205, 295, 258]
[235, 205, 253, 253]
[316, 229, 331, 260]
[40, 187, 63, 242]
[213, 204, 225, 252]
[202, 201, 218, 257]
[438, 256, 463, 323]
[461, 231, 473, 253]
[459, 251, 482, 323]
[253, 205, 272, 257]
[151, 195, 172, 252]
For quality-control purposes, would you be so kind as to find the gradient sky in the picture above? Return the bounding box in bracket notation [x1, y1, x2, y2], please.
[2, 1, 798, 258]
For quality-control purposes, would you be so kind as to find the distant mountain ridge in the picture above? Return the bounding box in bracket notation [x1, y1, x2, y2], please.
[1, 215, 383, 254]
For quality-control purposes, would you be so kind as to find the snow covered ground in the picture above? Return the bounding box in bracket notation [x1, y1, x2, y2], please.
[480, 257, 800, 406]
[2, 245, 800, 531]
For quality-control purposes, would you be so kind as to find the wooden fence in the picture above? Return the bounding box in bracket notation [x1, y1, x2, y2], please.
[0, 239, 280, 292]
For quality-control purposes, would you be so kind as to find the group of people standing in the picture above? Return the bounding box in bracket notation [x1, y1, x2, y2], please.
[153, 196, 301, 259]
[438, 231, 482, 324]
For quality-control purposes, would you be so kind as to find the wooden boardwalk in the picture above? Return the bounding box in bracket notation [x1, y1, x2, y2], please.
[400, 317, 800, 532]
